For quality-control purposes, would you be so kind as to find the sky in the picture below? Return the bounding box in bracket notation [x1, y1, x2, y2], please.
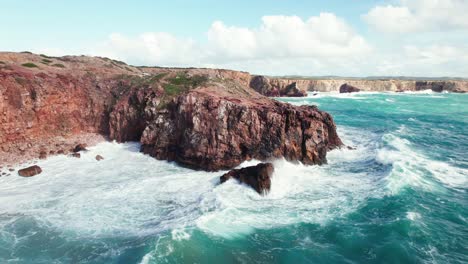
[1, 0, 468, 77]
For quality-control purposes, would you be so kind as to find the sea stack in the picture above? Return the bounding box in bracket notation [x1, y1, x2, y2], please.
[339, 83, 361, 93]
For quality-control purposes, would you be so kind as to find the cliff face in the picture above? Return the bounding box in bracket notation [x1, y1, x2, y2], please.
[0, 52, 253, 165]
[139, 82, 342, 171]
[0, 52, 342, 170]
[253, 77, 468, 93]
[0, 53, 130, 163]
[249, 76, 307, 97]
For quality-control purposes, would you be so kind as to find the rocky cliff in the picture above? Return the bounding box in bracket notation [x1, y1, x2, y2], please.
[138, 80, 342, 170]
[252, 76, 468, 94]
[249, 76, 307, 97]
[0, 52, 341, 170]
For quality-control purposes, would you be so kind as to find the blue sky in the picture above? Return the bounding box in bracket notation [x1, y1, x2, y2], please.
[1, 0, 467, 77]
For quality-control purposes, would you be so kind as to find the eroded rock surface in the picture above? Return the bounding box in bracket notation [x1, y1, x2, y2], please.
[140, 81, 342, 171]
[250, 75, 307, 97]
[1, 52, 343, 170]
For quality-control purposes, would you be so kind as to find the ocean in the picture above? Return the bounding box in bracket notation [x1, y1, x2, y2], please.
[0, 91, 467, 263]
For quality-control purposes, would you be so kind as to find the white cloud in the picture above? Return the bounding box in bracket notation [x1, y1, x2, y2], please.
[31, 11, 468, 77]
[91, 13, 370, 70]
[95, 32, 202, 66]
[363, 0, 468, 33]
[369, 44, 468, 77]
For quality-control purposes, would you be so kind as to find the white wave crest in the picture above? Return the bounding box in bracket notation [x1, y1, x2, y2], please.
[377, 133, 468, 193]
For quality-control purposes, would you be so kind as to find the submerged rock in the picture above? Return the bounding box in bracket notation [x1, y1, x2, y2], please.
[220, 163, 274, 195]
[339, 83, 361, 93]
[95, 155, 104, 161]
[18, 165, 42, 177]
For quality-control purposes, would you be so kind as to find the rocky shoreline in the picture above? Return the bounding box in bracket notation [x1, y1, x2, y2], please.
[1, 51, 465, 175]
[0, 52, 342, 172]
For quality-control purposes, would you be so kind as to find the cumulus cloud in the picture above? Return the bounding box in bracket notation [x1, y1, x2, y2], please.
[94, 32, 203, 67]
[207, 14, 370, 59]
[32, 10, 467, 77]
[92, 13, 370, 71]
[363, 0, 468, 33]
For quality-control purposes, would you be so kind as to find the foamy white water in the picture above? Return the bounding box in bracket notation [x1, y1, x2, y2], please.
[0, 131, 383, 240]
[1, 92, 467, 263]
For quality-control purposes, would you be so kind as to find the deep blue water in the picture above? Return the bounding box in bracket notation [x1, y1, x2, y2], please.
[0, 92, 467, 263]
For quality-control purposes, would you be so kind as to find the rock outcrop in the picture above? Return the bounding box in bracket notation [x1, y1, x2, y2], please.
[139, 81, 342, 171]
[250, 75, 307, 97]
[220, 163, 274, 194]
[18, 165, 42, 177]
[73, 144, 87, 152]
[339, 83, 361, 93]
[0, 52, 343, 170]
[0, 52, 251, 165]
[283, 82, 307, 97]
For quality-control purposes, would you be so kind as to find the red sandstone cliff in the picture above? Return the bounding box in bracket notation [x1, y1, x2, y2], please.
[0, 52, 342, 170]
[138, 81, 342, 170]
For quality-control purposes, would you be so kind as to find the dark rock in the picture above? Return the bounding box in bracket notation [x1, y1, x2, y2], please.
[347, 146, 357, 150]
[249, 75, 275, 96]
[39, 150, 47, 159]
[339, 83, 361, 93]
[250, 76, 306, 97]
[73, 144, 87, 153]
[283, 82, 307, 97]
[57, 149, 65, 154]
[415, 81, 453, 92]
[70, 153, 81, 158]
[95, 155, 104, 161]
[18, 165, 42, 177]
[8, 168, 14, 172]
[220, 163, 274, 194]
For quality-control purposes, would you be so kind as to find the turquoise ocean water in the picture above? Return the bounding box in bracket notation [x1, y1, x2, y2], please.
[0, 92, 467, 263]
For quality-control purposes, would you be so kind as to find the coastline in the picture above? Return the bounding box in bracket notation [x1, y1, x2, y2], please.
[0, 133, 107, 168]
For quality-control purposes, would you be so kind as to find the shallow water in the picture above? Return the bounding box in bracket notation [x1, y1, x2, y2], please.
[0, 92, 467, 263]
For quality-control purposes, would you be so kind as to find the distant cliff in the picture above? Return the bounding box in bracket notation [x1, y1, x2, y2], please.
[250, 76, 468, 94]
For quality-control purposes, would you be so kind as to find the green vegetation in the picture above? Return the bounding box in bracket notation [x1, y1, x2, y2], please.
[41, 59, 53, 64]
[163, 83, 184, 96]
[167, 73, 208, 88]
[22, 62, 38, 68]
[153, 72, 168, 81]
[52, 63, 65, 68]
[20, 51, 32, 54]
[125, 66, 133, 72]
[40, 54, 52, 59]
[160, 73, 209, 107]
